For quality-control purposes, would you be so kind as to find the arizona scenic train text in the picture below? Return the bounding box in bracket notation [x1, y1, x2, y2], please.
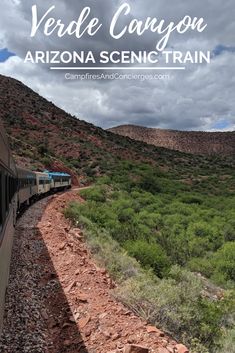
[0, 121, 71, 333]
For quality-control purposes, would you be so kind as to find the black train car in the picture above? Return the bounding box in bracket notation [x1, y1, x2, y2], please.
[0, 120, 18, 333]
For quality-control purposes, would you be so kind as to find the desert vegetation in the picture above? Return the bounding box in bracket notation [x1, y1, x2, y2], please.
[65, 161, 235, 353]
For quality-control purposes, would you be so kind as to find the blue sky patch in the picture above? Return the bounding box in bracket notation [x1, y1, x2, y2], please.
[212, 119, 230, 130]
[0, 48, 16, 63]
[213, 45, 235, 57]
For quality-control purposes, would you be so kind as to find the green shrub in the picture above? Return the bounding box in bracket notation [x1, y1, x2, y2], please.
[187, 257, 214, 278]
[80, 186, 106, 202]
[180, 194, 204, 205]
[217, 327, 235, 353]
[223, 224, 235, 242]
[138, 173, 162, 193]
[114, 265, 227, 351]
[118, 207, 135, 222]
[124, 240, 170, 278]
[211, 242, 235, 282]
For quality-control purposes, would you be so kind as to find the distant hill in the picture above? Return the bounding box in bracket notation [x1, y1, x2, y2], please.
[108, 125, 235, 156]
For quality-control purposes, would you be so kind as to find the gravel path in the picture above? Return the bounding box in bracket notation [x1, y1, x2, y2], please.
[0, 197, 51, 353]
[0, 195, 87, 353]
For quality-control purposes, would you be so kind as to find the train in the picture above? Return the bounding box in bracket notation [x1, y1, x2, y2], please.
[0, 120, 71, 334]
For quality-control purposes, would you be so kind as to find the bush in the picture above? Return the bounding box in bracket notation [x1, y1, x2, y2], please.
[217, 327, 235, 353]
[80, 186, 106, 202]
[114, 265, 227, 351]
[37, 142, 49, 156]
[223, 223, 235, 242]
[211, 242, 235, 282]
[187, 257, 214, 278]
[124, 240, 170, 278]
[180, 194, 203, 205]
[118, 207, 135, 222]
[138, 173, 162, 193]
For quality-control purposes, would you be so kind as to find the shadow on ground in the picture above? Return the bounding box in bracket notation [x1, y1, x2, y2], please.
[0, 196, 88, 353]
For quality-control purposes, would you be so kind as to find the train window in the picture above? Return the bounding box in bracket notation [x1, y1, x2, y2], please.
[14, 178, 17, 195]
[9, 176, 17, 203]
[1, 171, 16, 237]
[10, 176, 14, 204]
[5, 175, 9, 214]
[8, 176, 11, 204]
[0, 171, 9, 237]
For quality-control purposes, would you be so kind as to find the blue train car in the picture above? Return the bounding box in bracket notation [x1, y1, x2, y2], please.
[46, 171, 71, 190]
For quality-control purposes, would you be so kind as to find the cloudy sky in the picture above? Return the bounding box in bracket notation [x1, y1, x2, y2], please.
[0, 0, 235, 131]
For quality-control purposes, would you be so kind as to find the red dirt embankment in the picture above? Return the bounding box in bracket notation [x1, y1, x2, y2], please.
[37, 190, 189, 353]
[0, 190, 189, 353]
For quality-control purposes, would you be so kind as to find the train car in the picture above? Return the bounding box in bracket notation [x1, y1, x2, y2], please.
[0, 120, 72, 334]
[17, 167, 37, 208]
[0, 121, 18, 334]
[35, 172, 51, 195]
[47, 171, 71, 191]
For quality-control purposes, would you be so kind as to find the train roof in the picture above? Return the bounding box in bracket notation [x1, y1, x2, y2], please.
[44, 171, 71, 177]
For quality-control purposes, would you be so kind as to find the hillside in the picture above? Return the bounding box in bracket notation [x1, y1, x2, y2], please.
[0, 74, 235, 190]
[108, 124, 235, 156]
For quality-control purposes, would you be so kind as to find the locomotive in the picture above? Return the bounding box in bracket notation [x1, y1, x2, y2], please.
[0, 120, 71, 333]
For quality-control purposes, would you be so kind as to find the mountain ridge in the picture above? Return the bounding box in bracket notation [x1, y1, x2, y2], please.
[108, 124, 235, 156]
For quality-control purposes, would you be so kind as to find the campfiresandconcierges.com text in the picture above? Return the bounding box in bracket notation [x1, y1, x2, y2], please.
[65, 72, 171, 81]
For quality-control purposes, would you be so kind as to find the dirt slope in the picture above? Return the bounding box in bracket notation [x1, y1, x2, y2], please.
[108, 125, 235, 156]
